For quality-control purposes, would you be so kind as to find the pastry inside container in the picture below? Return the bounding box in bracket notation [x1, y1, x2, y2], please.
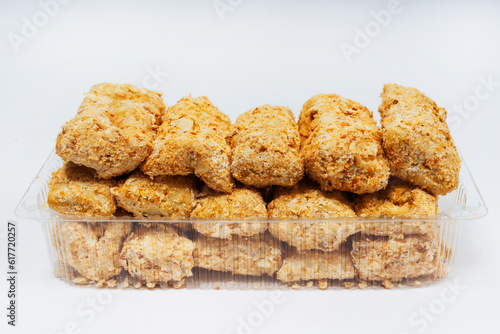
[25, 83, 486, 290]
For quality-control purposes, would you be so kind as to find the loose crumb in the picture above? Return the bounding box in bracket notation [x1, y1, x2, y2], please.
[73, 277, 87, 284]
[343, 282, 355, 289]
[107, 279, 117, 288]
[121, 278, 130, 288]
[173, 279, 185, 289]
[382, 280, 394, 289]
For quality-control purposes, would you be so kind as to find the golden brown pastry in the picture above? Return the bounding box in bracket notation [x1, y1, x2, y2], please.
[379, 83, 461, 195]
[355, 178, 437, 237]
[55, 221, 132, 282]
[268, 181, 358, 252]
[120, 224, 195, 287]
[193, 233, 282, 276]
[191, 187, 268, 239]
[231, 105, 304, 188]
[351, 233, 441, 282]
[48, 162, 117, 216]
[112, 170, 197, 218]
[299, 94, 390, 194]
[142, 96, 234, 193]
[276, 246, 355, 282]
[56, 83, 164, 178]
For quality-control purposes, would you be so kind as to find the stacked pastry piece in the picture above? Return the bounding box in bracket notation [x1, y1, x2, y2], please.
[47, 82, 460, 289]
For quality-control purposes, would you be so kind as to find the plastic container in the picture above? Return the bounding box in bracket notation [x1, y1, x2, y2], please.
[15, 151, 487, 290]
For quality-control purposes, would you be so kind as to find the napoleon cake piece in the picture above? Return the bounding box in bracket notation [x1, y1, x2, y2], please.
[351, 233, 441, 282]
[355, 178, 437, 237]
[193, 233, 282, 276]
[55, 221, 132, 282]
[276, 246, 355, 282]
[56, 83, 165, 178]
[268, 181, 358, 252]
[48, 162, 118, 216]
[379, 83, 461, 195]
[298, 94, 390, 194]
[111, 170, 197, 218]
[120, 224, 195, 287]
[191, 187, 268, 239]
[231, 105, 304, 188]
[141, 96, 234, 193]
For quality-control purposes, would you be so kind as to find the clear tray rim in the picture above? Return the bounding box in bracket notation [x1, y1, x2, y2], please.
[15, 150, 488, 222]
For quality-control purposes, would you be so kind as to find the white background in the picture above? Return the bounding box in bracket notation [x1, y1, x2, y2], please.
[1, 0, 499, 333]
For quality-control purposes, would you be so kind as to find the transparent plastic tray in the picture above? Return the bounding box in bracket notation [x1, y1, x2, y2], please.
[15, 151, 487, 290]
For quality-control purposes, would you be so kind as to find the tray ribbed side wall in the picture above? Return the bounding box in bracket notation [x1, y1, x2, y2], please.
[21, 152, 480, 290]
[41, 220, 460, 290]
